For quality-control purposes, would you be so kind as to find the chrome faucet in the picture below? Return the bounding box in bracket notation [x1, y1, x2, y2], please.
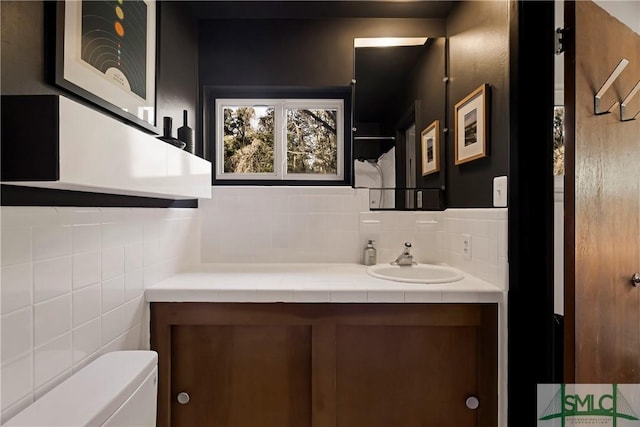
[392, 242, 416, 266]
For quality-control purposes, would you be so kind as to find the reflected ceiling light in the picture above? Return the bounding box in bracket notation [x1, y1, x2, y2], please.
[354, 37, 428, 48]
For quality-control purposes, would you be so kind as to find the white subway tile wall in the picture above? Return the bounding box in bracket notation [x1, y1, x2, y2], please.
[442, 209, 508, 290]
[359, 211, 444, 266]
[357, 209, 507, 290]
[200, 187, 370, 263]
[0, 207, 200, 423]
[200, 187, 508, 290]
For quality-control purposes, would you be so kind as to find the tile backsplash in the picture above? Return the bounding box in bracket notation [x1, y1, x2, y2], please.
[0, 207, 200, 423]
[201, 187, 508, 289]
[440, 208, 508, 290]
[200, 186, 369, 263]
[359, 208, 507, 289]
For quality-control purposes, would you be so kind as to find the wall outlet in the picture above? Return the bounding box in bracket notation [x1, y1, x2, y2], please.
[416, 191, 423, 209]
[493, 176, 507, 207]
[462, 234, 472, 260]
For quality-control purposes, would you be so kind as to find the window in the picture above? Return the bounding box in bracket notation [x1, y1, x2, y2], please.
[215, 99, 344, 181]
[553, 106, 565, 176]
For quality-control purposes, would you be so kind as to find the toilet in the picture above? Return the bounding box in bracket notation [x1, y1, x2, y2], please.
[3, 350, 158, 427]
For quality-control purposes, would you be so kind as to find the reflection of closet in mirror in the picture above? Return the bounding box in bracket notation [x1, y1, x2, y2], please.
[352, 36, 447, 210]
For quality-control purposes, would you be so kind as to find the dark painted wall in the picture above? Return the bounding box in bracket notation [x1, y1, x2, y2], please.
[0, 1, 58, 95]
[445, 0, 510, 207]
[354, 45, 423, 138]
[0, 0, 198, 138]
[353, 44, 426, 164]
[198, 18, 445, 88]
[156, 1, 199, 151]
[185, 1, 456, 20]
[412, 37, 447, 191]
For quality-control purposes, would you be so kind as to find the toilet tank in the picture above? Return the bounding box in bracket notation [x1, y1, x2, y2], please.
[3, 350, 158, 427]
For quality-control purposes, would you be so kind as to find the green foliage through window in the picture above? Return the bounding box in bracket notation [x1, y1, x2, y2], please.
[216, 99, 344, 181]
[553, 106, 565, 176]
[286, 109, 337, 175]
[223, 106, 275, 173]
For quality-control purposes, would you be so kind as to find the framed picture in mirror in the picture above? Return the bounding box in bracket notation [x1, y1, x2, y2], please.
[53, 0, 158, 134]
[421, 120, 440, 176]
[454, 84, 490, 165]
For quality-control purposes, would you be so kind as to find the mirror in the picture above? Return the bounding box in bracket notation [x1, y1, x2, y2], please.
[353, 37, 447, 210]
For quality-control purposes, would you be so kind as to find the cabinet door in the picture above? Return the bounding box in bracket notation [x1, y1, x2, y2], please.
[336, 325, 478, 427]
[152, 302, 497, 427]
[170, 325, 312, 427]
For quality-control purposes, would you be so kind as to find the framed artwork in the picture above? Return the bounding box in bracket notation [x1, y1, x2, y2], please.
[454, 84, 490, 165]
[54, 0, 157, 133]
[420, 120, 440, 176]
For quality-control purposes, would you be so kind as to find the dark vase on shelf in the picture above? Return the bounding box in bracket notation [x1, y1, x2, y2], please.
[177, 110, 194, 154]
[157, 116, 186, 149]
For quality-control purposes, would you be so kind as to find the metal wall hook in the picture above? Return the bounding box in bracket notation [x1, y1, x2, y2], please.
[594, 58, 629, 115]
[620, 80, 640, 121]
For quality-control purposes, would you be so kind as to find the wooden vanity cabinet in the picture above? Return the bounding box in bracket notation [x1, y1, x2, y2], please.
[151, 303, 498, 427]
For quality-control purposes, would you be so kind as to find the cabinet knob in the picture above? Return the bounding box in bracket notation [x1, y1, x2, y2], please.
[632, 273, 640, 287]
[177, 392, 190, 405]
[465, 396, 480, 410]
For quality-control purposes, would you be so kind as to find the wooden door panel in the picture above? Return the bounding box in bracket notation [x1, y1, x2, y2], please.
[566, 0, 640, 383]
[171, 325, 312, 427]
[336, 325, 478, 427]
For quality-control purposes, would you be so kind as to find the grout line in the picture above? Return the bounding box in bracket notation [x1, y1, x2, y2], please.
[0, 348, 33, 369]
[33, 331, 72, 355]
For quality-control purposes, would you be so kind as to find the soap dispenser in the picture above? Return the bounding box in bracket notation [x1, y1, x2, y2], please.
[363, 240, 377, 266]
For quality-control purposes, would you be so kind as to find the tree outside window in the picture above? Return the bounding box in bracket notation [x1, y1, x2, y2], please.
[216, 99, 344, 181]
[553, 106, 565, 176]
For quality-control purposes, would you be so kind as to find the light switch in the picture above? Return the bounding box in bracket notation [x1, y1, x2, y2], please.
[493, 176, 507, 207]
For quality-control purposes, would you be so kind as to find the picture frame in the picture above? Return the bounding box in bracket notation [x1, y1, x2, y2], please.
[421, 119, 440, 176]
[53, 0, 158, 134]
[454, 84, 490, 165]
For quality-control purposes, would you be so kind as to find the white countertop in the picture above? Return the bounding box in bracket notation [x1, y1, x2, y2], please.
[145, 263, 504, 303]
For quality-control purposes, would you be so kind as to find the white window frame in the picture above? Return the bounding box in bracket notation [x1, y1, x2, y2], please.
[215, 98, 344, 181]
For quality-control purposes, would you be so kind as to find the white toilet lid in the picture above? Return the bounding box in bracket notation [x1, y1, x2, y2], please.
[4, 351, 157, 427]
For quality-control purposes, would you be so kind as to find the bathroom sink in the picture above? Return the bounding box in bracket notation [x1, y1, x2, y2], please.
[366, 263, 464, 284]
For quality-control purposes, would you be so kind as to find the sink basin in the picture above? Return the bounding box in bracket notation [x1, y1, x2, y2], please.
[366, 263, 464, 284]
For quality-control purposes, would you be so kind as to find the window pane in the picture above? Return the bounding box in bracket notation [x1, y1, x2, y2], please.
[223, 106, 275, 173]
[286, 108, 338, 175]
[553, 106, 565, 176]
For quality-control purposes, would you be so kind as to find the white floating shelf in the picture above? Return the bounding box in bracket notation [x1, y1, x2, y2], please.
[1, 95, 211, 200]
